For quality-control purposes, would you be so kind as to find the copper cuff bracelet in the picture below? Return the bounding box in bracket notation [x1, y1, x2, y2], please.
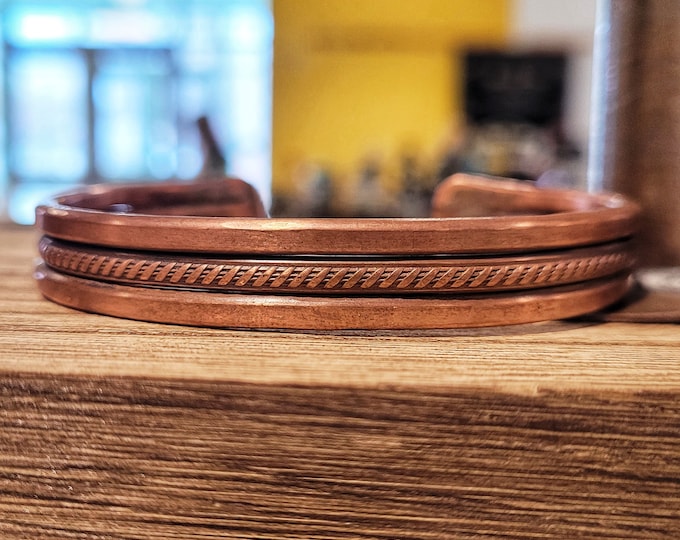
[35, 174, 640, 330]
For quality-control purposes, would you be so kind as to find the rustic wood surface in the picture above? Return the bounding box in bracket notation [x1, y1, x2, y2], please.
[2, 225, 680, 538]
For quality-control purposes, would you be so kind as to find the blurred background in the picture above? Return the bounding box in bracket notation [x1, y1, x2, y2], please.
[0, 0, 596, 224]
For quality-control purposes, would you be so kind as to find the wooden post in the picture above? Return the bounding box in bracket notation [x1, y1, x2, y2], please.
[595, 0, 680, 266]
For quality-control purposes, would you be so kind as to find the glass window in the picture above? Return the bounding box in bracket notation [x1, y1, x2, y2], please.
[1, 0, 272, 225]
[93, 49, 176, 181]
[8, 49, 88, 181]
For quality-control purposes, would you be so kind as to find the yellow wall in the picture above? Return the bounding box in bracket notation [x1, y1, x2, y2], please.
[272, 0, 510, 194]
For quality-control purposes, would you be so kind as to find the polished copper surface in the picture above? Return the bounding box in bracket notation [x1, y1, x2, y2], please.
[36, 174, 639, 256]
[583, 267, 680, 323]
[35, 264, 631, 330]
[34, 174, 640, 329]
[39, 236, 635, 296]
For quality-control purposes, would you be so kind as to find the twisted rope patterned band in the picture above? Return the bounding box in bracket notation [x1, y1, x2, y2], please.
[40, 237, 635, 296]
[34, 174, 640, 329]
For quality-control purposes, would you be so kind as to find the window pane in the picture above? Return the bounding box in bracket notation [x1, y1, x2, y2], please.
[9, 181, 80, 225]
[8, 49, 88, 181]
[93, 50, 177, 180]
[2, 1, 273, 224]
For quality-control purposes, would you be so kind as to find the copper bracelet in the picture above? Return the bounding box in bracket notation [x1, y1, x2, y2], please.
[39, 236, 634, 296]
[35, 174, 640, 329]
[35, 264, 631, 330]
[37, 175, 637, 255]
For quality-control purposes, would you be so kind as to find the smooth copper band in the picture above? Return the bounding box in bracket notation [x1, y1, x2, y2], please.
[35, 264, 631, 330]
[36, 175, 639, 256]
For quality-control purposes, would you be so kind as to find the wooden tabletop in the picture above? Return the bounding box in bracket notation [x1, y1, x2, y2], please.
[1, 225, 680, 538]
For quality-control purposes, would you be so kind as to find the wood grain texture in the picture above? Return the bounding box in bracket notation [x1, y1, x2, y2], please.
[1, 375, 680, 539]
[2, 226, 680, 538]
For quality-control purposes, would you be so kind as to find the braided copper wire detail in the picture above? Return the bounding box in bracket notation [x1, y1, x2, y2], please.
[40, 236, 635, 296]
